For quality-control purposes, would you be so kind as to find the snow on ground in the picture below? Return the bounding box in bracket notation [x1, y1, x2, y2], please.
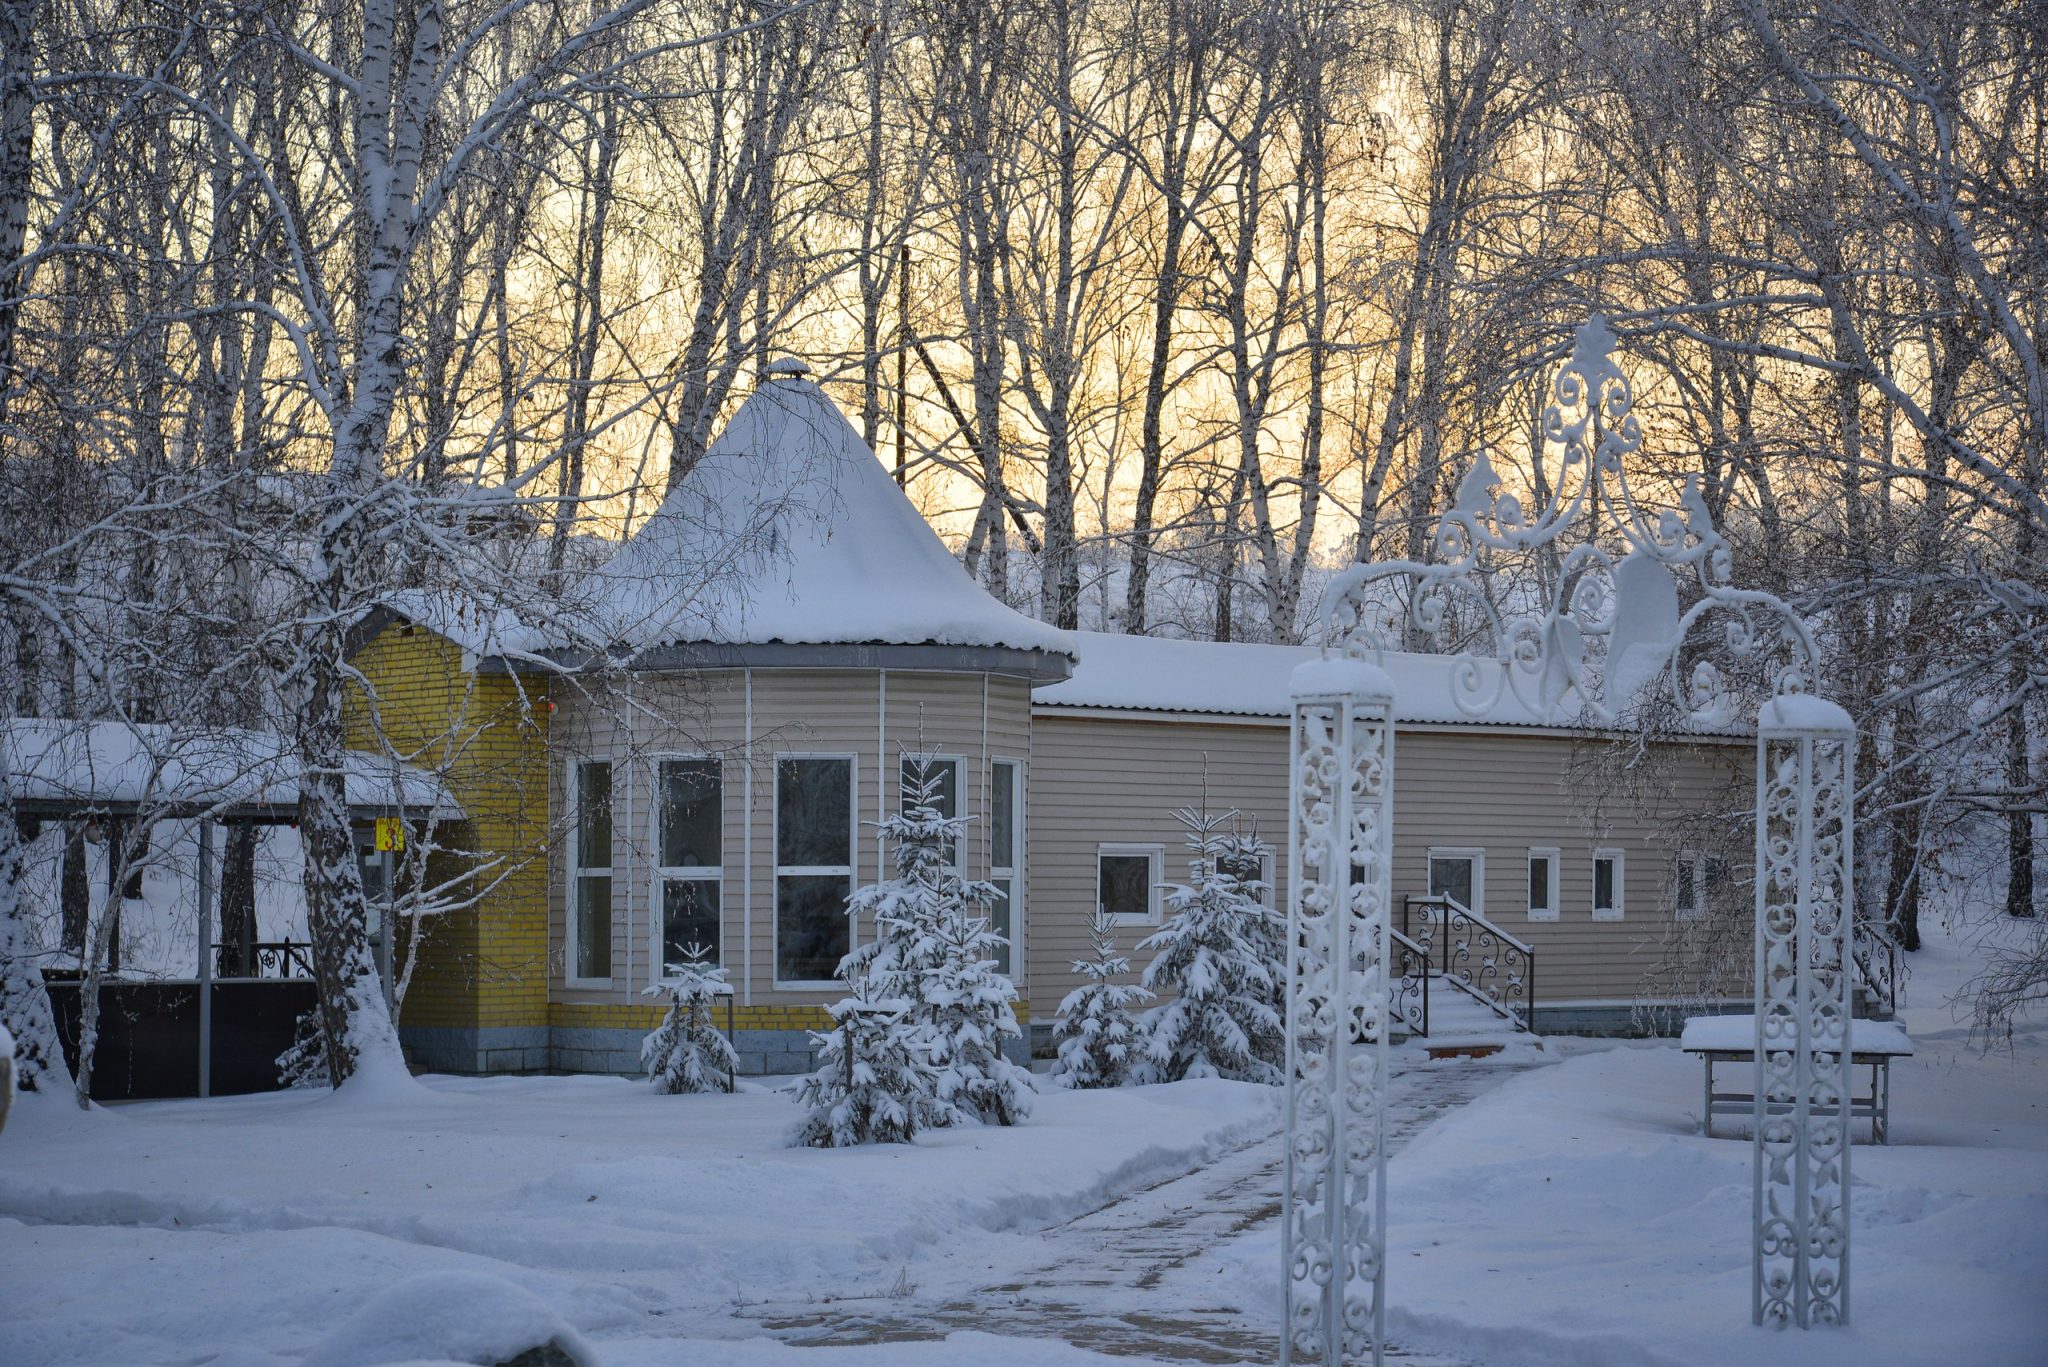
[0, 1074, 1278, 1366]
[6, 917, 2044, 1366]
[1191, 914, 2048, 1367]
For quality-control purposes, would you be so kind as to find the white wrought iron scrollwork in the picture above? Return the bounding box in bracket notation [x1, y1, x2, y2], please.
[1285, 661, 1394, 1367]
[1300, 316, 1855, 1339]
[1753, 699, 1855, 1328]
[1320, 315, 1821, 725]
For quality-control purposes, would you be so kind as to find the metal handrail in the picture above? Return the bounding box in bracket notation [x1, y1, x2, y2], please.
[1851, 917, 1902, 1017]
[1401, 893, 1537, 1033]
[1405, 893, 1535, 955]
[1389, 926, 1431, 1037]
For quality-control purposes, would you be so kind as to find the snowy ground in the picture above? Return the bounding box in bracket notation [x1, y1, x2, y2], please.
[4, 915, 2044, 1367]
[1187, 914, 2048, 1367]
[0, 1071, 1280, 1366]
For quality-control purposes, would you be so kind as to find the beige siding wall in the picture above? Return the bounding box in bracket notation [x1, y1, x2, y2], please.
[1387, 730, 1749, 1004]
[1024, 710, 1750, 1020]
[549, 668, 1035, 1010]
[1025, 714, 1294, 1020]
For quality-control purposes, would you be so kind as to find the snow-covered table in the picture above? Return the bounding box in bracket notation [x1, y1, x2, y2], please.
[1680, 1014, 1914, 1144]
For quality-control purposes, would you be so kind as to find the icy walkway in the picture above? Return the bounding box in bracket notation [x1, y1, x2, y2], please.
[741, 1053, 1544, 1364]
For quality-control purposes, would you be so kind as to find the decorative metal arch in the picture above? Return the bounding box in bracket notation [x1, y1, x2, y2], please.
[1284, 317, 1853, 1362]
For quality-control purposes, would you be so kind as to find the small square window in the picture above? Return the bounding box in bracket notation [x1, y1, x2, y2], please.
[1427, 847, 1485, 917]
[1098, 845, 1163, 926]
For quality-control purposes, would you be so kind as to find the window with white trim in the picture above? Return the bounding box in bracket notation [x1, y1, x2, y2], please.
[1427, 846, 1485, 916]
[776, 755, 854, 984]
[1674, 850, 1725, 922]
[1593, 848, 1625, 920]
[567, 759, 613, 984]
[1526, 847, 1560, 922]
[1098, 844, 1163, 927]
[655, 758, 722, 974]
[899, 754, 964, 871]
[988, 759, 1022, 975]
[1218, 844, 1275, 905]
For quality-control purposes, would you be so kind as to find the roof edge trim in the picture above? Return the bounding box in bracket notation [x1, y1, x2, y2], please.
[486, 640, 1074, 684]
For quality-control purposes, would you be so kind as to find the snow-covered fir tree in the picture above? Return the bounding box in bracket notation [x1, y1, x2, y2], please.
[641, 946, 739, 1095]
[920, 897, 1035, 1125]
[276, 1009, 328, 1090]
[832, 756, 1032, 1128]
[1222, 820, 1285, 1007]
[1050, 910, 1153, 1089]
[1138, 807, 1286, 1085]
[0, 1021, 15, 1132]
[788, 980, 926, 1148]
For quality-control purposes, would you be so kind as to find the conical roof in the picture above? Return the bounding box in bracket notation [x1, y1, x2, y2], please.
[569, 372, 1075, 661]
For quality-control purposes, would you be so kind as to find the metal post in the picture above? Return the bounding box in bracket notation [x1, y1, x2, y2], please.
[196, 820, 213, 1099]
[1752, 696, 1855, 1328]
[1284, 658, 1394, 1367]
[381, 847, 397, 1008]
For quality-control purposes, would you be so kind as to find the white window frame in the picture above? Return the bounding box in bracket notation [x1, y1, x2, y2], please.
[1426, 846, 1487, 918]
[565, 757, 614, 989]
[650, 754, 724, 981]
[1097, 843, 1164, 927]
[1526, 846, 1561, 923]
[988, 757, 1024, 978]
[898, 753, 966, 874]
[773, 751, 858, 990]
[1592, 847, 1626, 921]
[1674, 849, 1704, 922]
[1218, 845, 1276, 905]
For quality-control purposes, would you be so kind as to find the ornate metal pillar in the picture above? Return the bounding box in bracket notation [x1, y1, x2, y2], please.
[1284, 659, 1394, 1367]
[1302, 316, 1847, 1340]
[1752, 696, 1856, 1328]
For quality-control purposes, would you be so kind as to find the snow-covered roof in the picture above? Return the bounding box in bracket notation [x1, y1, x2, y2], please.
[370, 589, 543, 661]
[3, 719, 462, 818]
[556, 372, 1076, 662]
[1035, 632, 1564, 728]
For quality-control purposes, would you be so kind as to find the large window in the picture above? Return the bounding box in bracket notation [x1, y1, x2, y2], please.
[899, 755, 963, 871]
[1098, 844, 1163, 927]
[989, 759, 1022, 974]
[1427, 847, 1485, 916]
[568, 759, 613, 984]
[1526, 847, 1560, 922]
[1593, 848, 1625, 920]
[656, 759, 722, 974]
[776, 755, 854, 984]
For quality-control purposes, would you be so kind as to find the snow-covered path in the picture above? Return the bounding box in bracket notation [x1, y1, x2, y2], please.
[743, 1054, 1543, 1364]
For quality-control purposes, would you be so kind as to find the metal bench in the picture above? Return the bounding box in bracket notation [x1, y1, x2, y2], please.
[1679, 1014, 1914, 1145]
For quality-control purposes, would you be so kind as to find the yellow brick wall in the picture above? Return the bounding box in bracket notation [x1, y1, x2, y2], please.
[345, 623, 553, 1034]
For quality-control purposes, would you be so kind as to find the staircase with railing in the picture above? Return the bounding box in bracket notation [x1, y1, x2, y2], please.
[1395, 894, 1538, 1039]
[1851, 917, 1903, 1019]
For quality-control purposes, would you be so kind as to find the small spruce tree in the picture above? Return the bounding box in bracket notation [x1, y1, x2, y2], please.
[1139, 807, 1286, 1085]
[788, 980, 926, 1147]
[831, 754, 1031, 1128]
[922, 899, 1035, 1124]
[641, 945, 739, 1094]
[1050, 910, 1153, 1089]
[276, 1008, 328, 1089]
